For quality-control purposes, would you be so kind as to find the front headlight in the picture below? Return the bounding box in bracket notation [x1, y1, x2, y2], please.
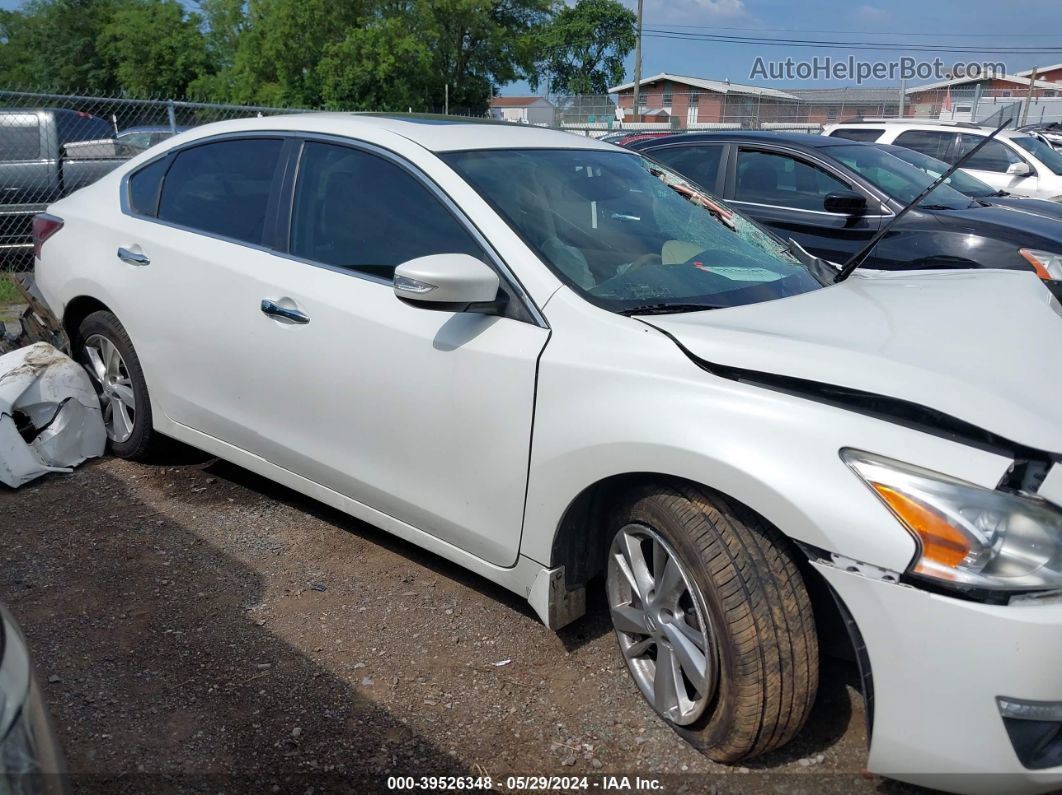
[842, 450, 1062, 591]
[1019, 248, 1062, 280]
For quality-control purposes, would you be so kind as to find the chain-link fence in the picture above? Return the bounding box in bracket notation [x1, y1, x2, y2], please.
[522, 86, 1062, 135]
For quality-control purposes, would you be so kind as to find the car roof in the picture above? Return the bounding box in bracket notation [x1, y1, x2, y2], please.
[167, 112, 617, 154]
[627, 130, 865, 150]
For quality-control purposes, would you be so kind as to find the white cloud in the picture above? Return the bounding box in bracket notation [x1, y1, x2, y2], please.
[853, 4, 889, 22]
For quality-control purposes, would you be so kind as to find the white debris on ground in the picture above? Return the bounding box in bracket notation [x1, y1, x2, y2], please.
[0, 342, 105, 488]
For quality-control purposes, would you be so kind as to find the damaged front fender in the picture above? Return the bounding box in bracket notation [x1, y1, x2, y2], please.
[0, 343, 105, 488]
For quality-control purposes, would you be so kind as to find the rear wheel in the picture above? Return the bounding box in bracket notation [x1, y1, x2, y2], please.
[606, 482, 818, 762]
[75, 310, 158, 460]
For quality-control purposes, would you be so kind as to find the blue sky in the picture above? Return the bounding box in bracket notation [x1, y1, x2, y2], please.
[2, 0, 1059, 94]
[506, 0, 1062, 94]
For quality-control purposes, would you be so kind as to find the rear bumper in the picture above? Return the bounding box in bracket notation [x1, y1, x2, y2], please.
[814, 562, 1062, 795]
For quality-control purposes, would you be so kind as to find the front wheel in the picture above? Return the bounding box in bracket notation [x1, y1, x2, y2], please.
[606, 483, 818, 762]
[75, 310, 159, 460]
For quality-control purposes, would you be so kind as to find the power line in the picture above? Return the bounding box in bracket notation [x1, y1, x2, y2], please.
[654, 23, 1061, 38]
[641, 29, 1062, 55]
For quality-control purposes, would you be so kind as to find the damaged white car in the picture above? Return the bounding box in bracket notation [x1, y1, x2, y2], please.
[0, 342, 104, 488]
[28, 115, 1062, 794]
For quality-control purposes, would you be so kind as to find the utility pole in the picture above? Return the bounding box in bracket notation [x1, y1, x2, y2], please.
[898, 78, 906, 118]
[1021, 67, 1038, 127]
[632, 0, 643, 123]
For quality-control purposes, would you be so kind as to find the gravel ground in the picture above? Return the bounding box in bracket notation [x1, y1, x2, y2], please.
[1, 454, 928, 794]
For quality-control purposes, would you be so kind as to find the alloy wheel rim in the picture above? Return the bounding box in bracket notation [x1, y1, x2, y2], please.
[606, 523, 717, 726]
[83, 334, 136, 443]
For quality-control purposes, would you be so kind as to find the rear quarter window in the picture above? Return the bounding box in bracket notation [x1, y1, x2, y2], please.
[127, 156, 171, 217]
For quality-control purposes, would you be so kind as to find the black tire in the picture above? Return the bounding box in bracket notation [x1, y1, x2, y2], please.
[74, 310, 159, 461]
[607, 482, 818, 762]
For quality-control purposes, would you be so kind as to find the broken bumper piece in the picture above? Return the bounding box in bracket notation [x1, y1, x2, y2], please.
[0, 343, 105, 488]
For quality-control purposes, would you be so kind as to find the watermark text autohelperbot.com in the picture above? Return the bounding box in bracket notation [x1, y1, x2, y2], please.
[750, 56, 1006, 84]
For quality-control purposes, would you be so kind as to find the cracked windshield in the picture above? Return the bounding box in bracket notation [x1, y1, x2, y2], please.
[444, 149, 823, 313]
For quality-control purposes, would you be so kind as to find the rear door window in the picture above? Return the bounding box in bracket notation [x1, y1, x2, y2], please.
[828, 128, 884, 142]
[288, 141, 486, 280]
[157, 138, 283, 244]
[0, 119, 41, 161]
[644, 144, 725, 193]
[893, 130, 956, 162]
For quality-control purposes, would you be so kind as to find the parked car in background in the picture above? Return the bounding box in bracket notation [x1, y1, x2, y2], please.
[821, 120, 1062, 201]
[0, 605, 65, 792]
[31, 114, 1062, 794]
[629, 131, 1062, 277]
[597, 130, 674, 146]
[1019, 122, 1062, 152]
[0, 109, 134, 255]
[116, 125, 188, 151]
[876, 142, 1062, 222]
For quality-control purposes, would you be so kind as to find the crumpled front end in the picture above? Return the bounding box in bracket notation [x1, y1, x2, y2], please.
[0, 343, 105, 488]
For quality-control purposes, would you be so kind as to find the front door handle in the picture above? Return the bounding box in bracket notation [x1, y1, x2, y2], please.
[117, 247, 150, 266]
[260, 299, 309, 324]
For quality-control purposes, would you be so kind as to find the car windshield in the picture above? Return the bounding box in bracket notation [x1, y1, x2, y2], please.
[442, 149, 823, 314]
[878, 145, 998, 197]
[1012, 135, 1062, 175]
[828, 144, 973, 210]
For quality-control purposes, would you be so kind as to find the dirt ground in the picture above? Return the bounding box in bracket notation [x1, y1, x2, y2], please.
[1, 452, 928, 794]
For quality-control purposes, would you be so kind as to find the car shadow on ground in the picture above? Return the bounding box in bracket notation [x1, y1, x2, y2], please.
[200, 454, 865, 770]
[1, 465, 471, 793]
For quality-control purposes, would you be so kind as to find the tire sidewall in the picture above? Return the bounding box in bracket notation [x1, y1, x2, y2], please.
[75, 311, 154, 459]
[611, 490, 749, 752]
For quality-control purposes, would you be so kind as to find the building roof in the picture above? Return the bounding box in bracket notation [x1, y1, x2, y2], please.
[905, 73, 1062, 94]
[608, 73, 800, 101]
[489, 96, 551, 108]
[1015, 64, 1062, 77]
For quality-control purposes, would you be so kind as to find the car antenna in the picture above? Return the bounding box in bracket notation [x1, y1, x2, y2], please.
[834, 119, 1010, 283]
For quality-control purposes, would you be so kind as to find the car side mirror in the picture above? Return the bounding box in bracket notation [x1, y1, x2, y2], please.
[1007, 162, 1032, 177]
[393, 253, 501, 312]
[823, 190, 868, 216]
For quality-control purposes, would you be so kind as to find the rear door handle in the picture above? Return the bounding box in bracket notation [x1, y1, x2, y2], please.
[117, 247, 150, 266]
[260, 299, 309, 324]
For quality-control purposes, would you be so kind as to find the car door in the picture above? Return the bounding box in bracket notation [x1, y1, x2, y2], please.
[241, 138, 548, 567]
[112, 135, 290, 453]
[953, 133, 1039, 196]
[725, 146, 882, 264]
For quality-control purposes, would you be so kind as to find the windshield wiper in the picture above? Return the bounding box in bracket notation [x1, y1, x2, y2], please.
[835, 119, 1010, 283]
[618, 302, 722, 316]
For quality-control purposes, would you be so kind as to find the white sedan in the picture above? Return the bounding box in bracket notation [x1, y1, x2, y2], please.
[32, 114, 1062, 794]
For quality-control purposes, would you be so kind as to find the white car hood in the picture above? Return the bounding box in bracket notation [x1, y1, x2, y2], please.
[644, 269, 1062, 454]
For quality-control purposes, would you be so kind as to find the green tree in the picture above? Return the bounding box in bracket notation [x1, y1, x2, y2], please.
[530, 0, 635, 95]
[98, 0, 211, 97]
[0, 0, 125, 93]
[317, 16, 433, 111]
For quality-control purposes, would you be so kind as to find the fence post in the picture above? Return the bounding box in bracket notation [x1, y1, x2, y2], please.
[1022, 68, 1038, 127]
[970, 84, 982, 123]
[166, 99, 177, 133]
